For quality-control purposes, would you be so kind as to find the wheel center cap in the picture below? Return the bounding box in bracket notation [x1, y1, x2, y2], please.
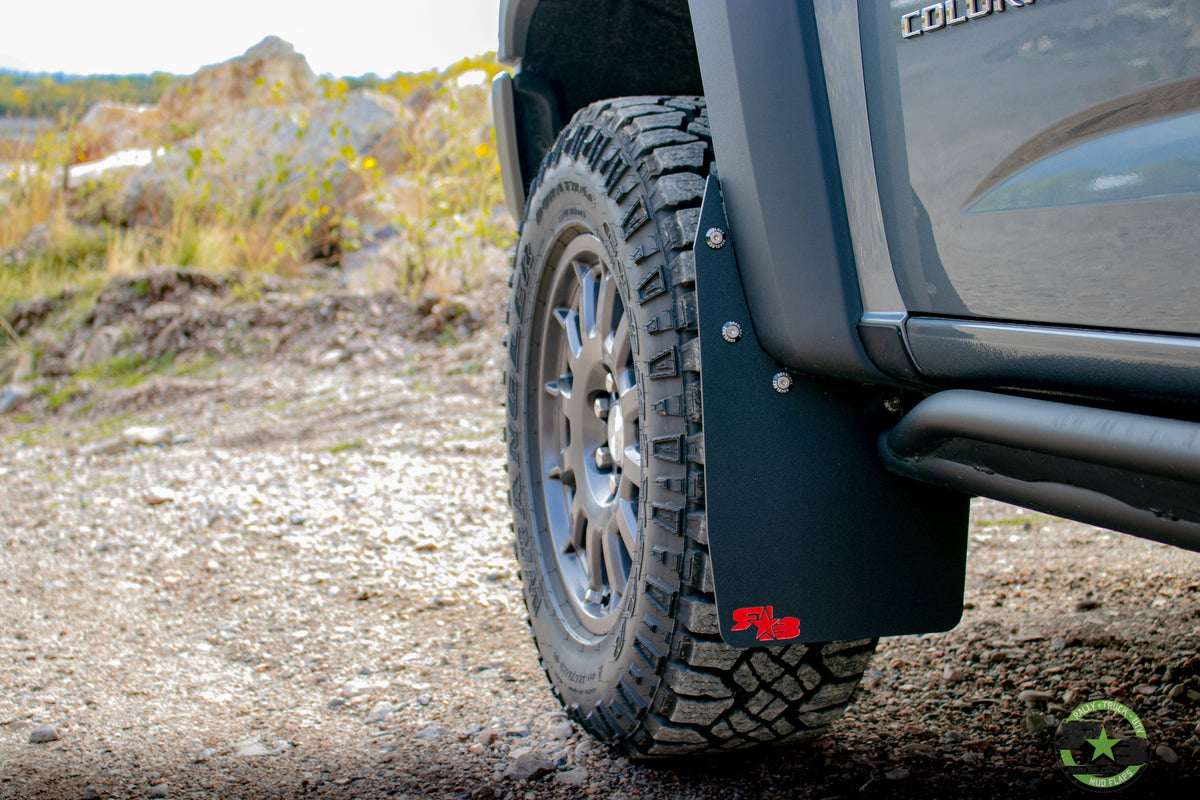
[607, 401, 625, 467]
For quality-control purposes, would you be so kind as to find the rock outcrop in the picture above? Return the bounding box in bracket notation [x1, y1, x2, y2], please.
[71, 36, 421, 242]
[157, 36, 319, 130]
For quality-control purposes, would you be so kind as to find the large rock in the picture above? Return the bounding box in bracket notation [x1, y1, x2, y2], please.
[74, 102, 167, 161]
[157, 36, 318, 130]
[120, 89, 411, 228]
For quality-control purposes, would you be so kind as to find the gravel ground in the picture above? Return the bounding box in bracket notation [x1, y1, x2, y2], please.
[1, 289, 1198, 798]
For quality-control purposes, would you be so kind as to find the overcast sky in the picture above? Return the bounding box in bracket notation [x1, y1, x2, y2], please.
[0, 0, 502, 77]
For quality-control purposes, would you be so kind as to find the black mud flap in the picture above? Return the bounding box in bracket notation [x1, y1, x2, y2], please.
[694, 174, 970, 647]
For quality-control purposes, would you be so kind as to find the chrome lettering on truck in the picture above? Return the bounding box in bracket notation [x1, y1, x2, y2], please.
[902, 0, 1036, 40]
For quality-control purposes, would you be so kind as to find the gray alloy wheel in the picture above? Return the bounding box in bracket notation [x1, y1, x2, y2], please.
[536, 234, 642, 638]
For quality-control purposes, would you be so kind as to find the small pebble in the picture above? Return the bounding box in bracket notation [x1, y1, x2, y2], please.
[80, 437, 127, 457]
[317, 349, 348, 368]
[414, 725, 448, 741]
[28, 725, 59, 744]
[364, 701, 397, 724]
[504, 751, 554, 781]
[123, 425, 172, 446]
[1017, 689, 1054, 705]
[143, 486, 177, 505]
[547, 722, 574, 740]
[554, 767, 589, 785]
[148, 784, 169, 799]
[234, 739, 291, 757]
[1021, 712, 1048, 734]
[884, 767, 910, 781]
[1156, 744, 1179, 764]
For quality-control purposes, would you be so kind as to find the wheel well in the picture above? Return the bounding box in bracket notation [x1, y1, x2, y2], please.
[510, 0, 703, 194]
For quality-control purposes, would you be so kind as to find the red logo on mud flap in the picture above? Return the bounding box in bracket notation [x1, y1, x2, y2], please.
[730, 606, 800, 642]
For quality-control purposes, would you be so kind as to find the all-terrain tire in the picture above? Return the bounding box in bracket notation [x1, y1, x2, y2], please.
[505, 96, 875, 756]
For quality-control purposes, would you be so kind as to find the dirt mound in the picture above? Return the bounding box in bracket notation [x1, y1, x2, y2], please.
[1, 268, 497, 412]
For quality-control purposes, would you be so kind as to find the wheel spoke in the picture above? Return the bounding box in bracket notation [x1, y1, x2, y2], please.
[615, 499, 637, 558]
[584, 518, 606, 593]
[604, 526, 628, 598]
[569, 485, 589, 557]
[597, 271, 621, 350]
[617, 452, 641, 501]
[619, 389, 639, 431]
[555, 308, 583, 362]
[559, 438, 582, 487]
[615, 367, 637, 398]
[605, 311, 632, 369]
[578, 264, 601, 341]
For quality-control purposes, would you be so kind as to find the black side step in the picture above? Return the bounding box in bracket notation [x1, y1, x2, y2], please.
[880, 390, 1200, 551]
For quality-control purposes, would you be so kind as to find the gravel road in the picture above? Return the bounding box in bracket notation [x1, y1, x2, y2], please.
[1, 289, 1197, 798]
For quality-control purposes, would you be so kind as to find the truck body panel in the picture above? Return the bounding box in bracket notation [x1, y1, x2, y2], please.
[863, 0, 1200, 334]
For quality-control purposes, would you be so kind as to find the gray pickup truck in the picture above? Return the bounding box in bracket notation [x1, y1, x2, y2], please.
[492, 0, 1200, 757]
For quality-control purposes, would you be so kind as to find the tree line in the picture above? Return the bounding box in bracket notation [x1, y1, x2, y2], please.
[0, 71, 182, 119]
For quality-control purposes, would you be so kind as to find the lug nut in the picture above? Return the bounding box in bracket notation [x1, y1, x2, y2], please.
[594, 446, 614, 469]
[584, 588, 603, 605]
[593, 396, 612, 418]
[609, 473, 620, 495]
[605, 372, 616, 394]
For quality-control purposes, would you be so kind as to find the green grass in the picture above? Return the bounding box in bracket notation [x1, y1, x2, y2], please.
[28, 350, 217, 414]
[45, 383, 80, 410]
[77, 352, 176, 387]
[326, 438, 364, 454]
[445, 359, 486, 376]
